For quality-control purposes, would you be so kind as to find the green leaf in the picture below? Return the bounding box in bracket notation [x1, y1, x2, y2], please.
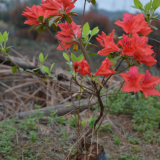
[144, 1, 152, 12]
[6, 48, 10, 53]
[91, 27, 99, 36]
[0, 33, 3, 44]
[42, 65, 50, 74]
[3, 31, 8, 43]
[134, 0, 143, 9]
[81, 119, 85, 127]
[26, 69, 34, 73]
[88, 116, 93, 124]
[42, 77, 48, 83]
[44, 54, 48, 61]
[39, 53, 44, 63]
[71, 53, 77, 61]
[50, 63, 55, 72]
[131, 5, 139, 9]
[69, 12, 77, 16]
[110, 56, 120, 67]
[88, 53, 97, 56]
[63, 52, 70, 62]
[88, 43, 98, 47]
[91, 0, 96, 5]
[40, 68, 45, 74]
[65, 40, 74, 44]
[12, 66, 17, 73]
[89, 116, 97, 128]
[38, 16, 44, 22]
[66, 16, 72, 23]
[150, 25, 158, 30]
[37, 26, 43, 34]
[82, 22, 90, 36]
[152, 0, 160, 10]
[29, 25, 39, 32]
[77, 54, 83, 62]
[49, 16, 60, 27]
[19, 68, 24, 72]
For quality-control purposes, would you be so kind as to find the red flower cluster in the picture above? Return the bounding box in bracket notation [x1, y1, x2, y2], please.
[42, 0, 77, 17]
[74, 58, 91, 76]
[96, 30, 120, 56]
[56, 21, 81, 51]
[115, 13, 152, 36]
[118, 33, 156, 66]
[120, 66, 160, 98]
[74, 57, 115, 78]
[96, 13, 156, 67]
[22, 5, 53, 25]
[22, 0, 77, 25]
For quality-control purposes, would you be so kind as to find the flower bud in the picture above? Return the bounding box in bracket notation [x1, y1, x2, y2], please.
[73, 43, 78, 52]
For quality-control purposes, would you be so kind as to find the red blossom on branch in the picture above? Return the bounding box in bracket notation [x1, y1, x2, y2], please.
[132, 33, 157, 66]
[141, 70, 160, 98]
[120, 66, 144, 93]
[118, 34, 136, 57]
[96, 30, 121, 56]
[74, 58, 91, 76]
[22, 5, 53, 25]
[95, 58, 116, 77]
[56, 21, 81, 51]
[115, 13, 152, 35]
[41, 0, 77, 17]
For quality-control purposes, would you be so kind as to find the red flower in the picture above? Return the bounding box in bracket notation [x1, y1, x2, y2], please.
[41, 0, 77, 17]
[118, 34, 136, 56]
[133, 54, 157, 66]
[120, 66, 144, 93]
[74, 58, 91, 76]
[132, 34, 156, 66]
[56, 21, 81, 51]
[96, 30, 120, 56]
[22, 5, 53, 25]
[115, 13, 152, 35]
[141, 70, 160, 98]
[95, 58, 116, 77]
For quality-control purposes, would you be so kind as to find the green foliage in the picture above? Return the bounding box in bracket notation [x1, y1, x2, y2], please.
[0, 31, 11, 54]
[28, 131, 38, 142]
[99, 122, 112, 133]
[133, 0, 143, 10]
[88, 116, 97, 128]
[132, 0, 160, 28]
[69, 115, 78, 128]
[91, 0, 96, 5]
[119, 154, 143, 160]
[128, 137, 140, 145]
[83, 22, 90, 36]
[81, 119, 86, 127]
[71, 53, 77, 61]
[91, 26, 99, 36]
[152, 0, 160, 10]
[112, 134, 121, 146]
[12, 66, 17, 73]
[63, 52, 70, 62]
[103, 89, 160, 132]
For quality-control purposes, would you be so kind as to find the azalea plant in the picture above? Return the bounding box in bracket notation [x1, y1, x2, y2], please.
[1, 0, 160, 159]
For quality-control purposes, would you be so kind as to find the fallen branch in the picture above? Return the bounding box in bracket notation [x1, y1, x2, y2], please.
[0, 55, 37, 70]
[16, 99, 97, 119]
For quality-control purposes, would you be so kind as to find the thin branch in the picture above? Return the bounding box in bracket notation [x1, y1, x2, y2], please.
[47, 28, 73, 63]
[96, 81, 125, 132]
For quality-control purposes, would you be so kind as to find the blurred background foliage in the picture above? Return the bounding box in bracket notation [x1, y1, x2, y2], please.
[0, 0, 160, 68]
